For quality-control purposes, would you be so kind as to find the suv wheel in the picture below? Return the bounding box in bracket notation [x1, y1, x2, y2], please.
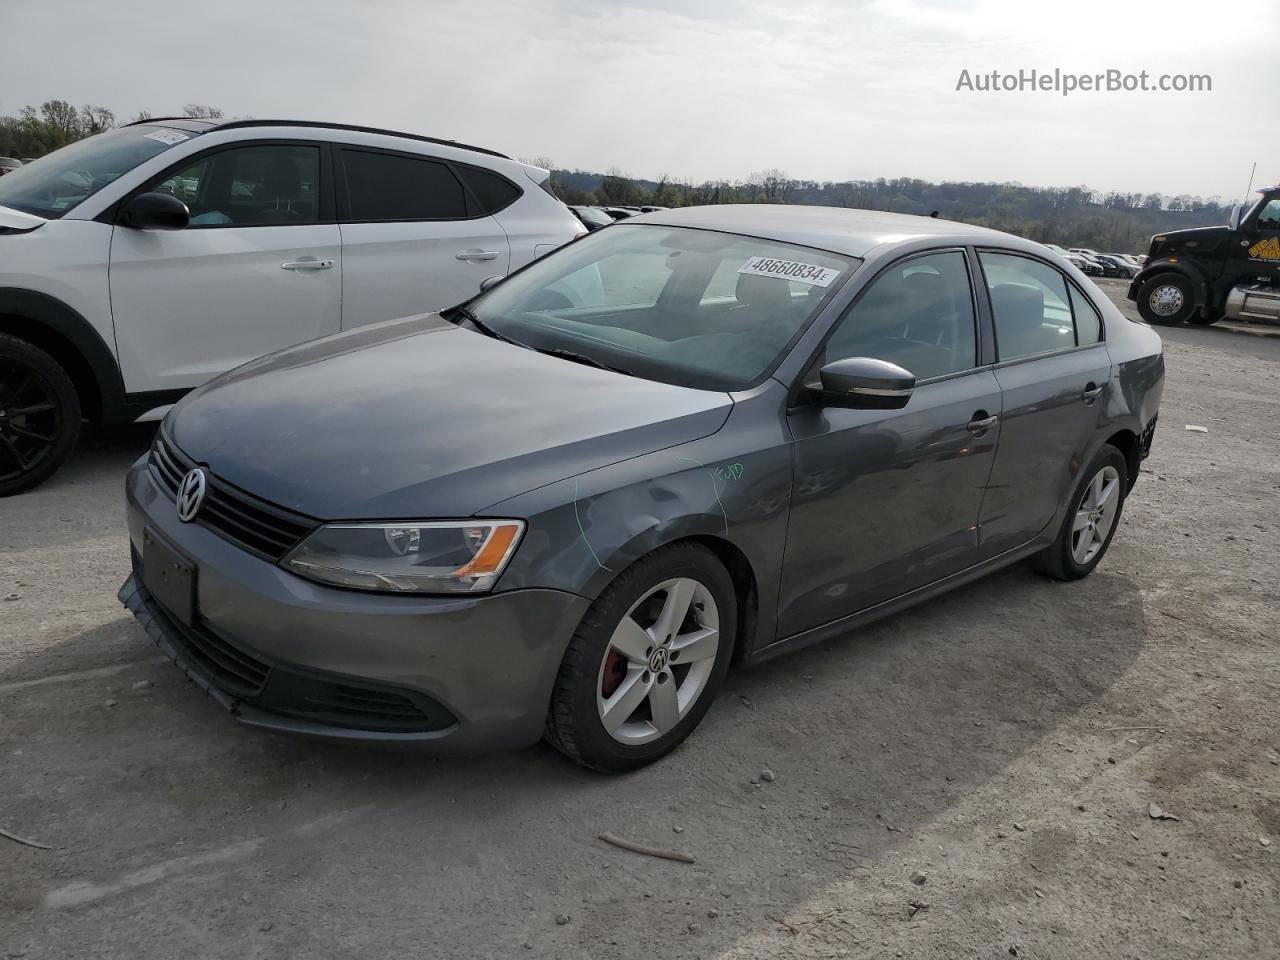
[1136, 272, 1196, 324]
[1031, 444, 1128, 581]
[0, 334, 81, 496]
[545, 542, 736, 773]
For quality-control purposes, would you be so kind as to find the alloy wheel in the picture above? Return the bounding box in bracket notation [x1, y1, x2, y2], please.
[596, 577, 720, 745]
[1071, 465, 1121, 565]
[0, 358, 62, 485]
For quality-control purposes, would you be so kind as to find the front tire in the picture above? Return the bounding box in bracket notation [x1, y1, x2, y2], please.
[545, 542, 737, 773]
[0, 334, 81, 497]
[1031, 445, 1128, 581]
[1137, 272, 1197, 324]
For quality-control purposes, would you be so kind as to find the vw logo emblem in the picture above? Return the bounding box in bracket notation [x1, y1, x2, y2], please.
[176, 468, 207, 523]
[648, 647, 669, 672]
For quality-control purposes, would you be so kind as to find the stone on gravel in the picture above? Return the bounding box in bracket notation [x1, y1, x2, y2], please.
[1149, 803, 1181, 821]
[555, 914, 570, 926]
[910, 871, 927, 885]
[759, 768, 775, 782]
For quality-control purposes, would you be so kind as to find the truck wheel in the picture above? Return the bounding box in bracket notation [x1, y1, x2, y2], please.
[1136, 272, 1196, 324]
[0, 334, 81, 496]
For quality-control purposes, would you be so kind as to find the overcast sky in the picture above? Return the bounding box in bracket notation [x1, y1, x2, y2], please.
[3, 0, 1274, 201]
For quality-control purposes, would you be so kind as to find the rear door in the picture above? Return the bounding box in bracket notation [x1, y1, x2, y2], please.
[110, 140, 341, 393]
[974, 250, 1111, 557]
[335, 147, 511, 328]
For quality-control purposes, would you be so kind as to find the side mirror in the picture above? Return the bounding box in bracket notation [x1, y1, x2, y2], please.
[479, 275, 505, 293]
[1228, 204, 1243, 231]
[119, 192, 189, 230]
[810, 356, 915, 410]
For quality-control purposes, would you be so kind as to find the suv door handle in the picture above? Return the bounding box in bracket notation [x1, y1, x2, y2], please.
[967, 412, 999, 435]
[1082, 382, 1103, 404]
[281, 258, 334, 270]
[456, 249, 500, 262]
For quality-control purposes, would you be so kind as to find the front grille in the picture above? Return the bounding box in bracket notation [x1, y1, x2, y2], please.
[150, 432, 316, 561]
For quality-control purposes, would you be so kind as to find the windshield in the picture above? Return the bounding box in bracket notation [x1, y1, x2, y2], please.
[470, 224, 857, 390]
[0, 125, 193, 219]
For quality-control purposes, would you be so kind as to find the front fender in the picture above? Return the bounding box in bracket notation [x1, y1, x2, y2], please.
[1128, 260, 1208, 307]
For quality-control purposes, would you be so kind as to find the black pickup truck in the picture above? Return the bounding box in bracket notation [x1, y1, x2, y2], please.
[1128, 186, 1280, 326]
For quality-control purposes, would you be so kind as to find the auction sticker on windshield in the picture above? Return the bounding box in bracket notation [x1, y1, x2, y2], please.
[737, 256, 840, 287]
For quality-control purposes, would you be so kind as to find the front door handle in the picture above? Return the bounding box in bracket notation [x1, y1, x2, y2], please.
[281, 258, 334, 271]
[1082, 382, 1103, 404]
[456, 249, 500, 262]
[967, 412, 999, 435]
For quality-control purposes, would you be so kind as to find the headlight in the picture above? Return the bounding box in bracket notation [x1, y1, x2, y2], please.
[283, 520, 525, 593]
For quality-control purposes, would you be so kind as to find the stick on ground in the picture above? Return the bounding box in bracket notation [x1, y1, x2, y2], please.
[0, 826, 52, 850]
[598, 832, 695, 864]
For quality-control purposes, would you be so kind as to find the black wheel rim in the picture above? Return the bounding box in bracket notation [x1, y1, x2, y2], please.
[0, 358, 62, 483]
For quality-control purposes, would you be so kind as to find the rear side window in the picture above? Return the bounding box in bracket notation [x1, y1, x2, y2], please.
[456, 165, 521, 214]
[1069, 285, 1103, 344]
[979, 252, 1075, 361]
[341, 149, 467, 221]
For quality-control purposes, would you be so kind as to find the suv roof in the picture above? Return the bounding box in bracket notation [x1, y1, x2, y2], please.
[123, 117, 509, 160]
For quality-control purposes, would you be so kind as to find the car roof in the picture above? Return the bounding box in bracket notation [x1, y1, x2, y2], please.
[632, 204, 1013, 258]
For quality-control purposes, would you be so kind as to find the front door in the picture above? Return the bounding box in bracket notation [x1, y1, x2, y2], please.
[973, 250, 1112, 557]
[110, 142, 341, 393]
[334, 146, 511, 328]
[779, 249, 1002, 637]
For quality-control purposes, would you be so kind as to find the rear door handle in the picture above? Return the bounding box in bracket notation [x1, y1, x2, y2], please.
[456, 249, 500, 262]
[1082, 382, 1103, 404]
[281, 258, 334, 270]
[967, 412, 999, 435]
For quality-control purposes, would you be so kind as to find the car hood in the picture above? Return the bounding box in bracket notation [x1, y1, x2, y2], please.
[168, 314, 733, 520]
[0, 204, 46, 231]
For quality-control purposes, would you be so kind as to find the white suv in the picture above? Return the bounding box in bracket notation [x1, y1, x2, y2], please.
[0, 118, 584, 494]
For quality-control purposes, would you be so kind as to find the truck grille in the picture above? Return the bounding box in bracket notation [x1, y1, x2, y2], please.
[150, 432, 316, 561]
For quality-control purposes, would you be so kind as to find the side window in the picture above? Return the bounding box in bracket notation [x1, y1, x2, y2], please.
[152, 145, 320, 227]
[341, 149, 467, 221]
[1069, 284, 1102, 345]
[979, 252, 1075, 361]
[824, 251, 977, 381]
[455, 165, 521, 215]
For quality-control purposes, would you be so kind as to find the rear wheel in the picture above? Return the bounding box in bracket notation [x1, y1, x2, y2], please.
[0, 334, 81, 496]
[1031, 445, 1128, 581]
[1136, 272, 1196, 324]
[546, 542, 736, 773]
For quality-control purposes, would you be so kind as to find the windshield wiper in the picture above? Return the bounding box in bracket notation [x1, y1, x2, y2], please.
[451, 306, 524, 347]
[543, 348, 634, 377]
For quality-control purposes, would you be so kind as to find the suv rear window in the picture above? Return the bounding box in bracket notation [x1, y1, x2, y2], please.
[456, 165, 521, 215]
[341, 149, 468, 221]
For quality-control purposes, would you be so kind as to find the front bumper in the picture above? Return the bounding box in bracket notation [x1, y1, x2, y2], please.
[122, 459, 590, 750]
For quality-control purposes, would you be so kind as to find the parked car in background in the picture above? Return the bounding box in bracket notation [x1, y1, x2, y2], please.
[568, 204, 615, 231]
[1045, 244, 1103, 276]
[1097, 255, 1135, 279]
[601, 207, 638, 220]
[0, 157, 21, 176]
[121, 205, 1163, 772]
[0, 117, 584, 495]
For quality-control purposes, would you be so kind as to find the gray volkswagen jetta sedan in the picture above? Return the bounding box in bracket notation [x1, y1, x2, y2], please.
[121, 205, 1164, 772]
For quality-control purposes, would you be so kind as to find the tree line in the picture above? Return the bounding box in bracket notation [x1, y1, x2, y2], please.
[2, 101, 1229, 253]
[0, 99, 223, 162]
[543, 166, 1234, 254]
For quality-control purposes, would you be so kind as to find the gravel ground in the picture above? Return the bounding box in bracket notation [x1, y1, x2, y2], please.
[2, 279, 1277, 959]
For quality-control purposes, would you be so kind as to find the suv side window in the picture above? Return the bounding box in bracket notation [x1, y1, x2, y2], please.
[341, 148, 468, 221]
[153, 144, 320, 227]
[824, 250, 977, 381]
[454, 165, 522, 215]
[978, 252, 1076, 361]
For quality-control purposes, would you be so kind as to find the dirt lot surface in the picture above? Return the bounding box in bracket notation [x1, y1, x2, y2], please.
[2, 279, 1278, 959]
